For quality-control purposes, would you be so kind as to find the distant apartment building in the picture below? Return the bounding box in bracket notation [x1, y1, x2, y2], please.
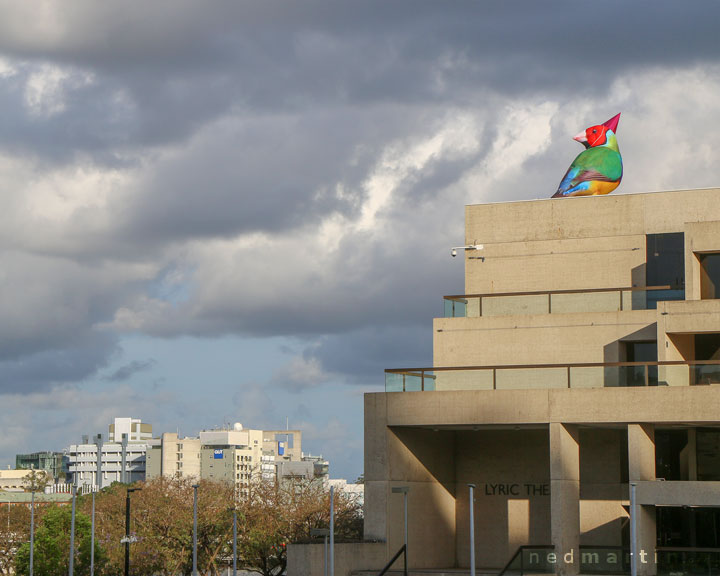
[146, 423, 326, 493]
[15, 451, 67, 482]
[67, 417, 152, 489]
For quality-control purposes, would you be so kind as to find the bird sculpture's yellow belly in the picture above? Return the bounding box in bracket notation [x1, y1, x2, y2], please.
[573, 180, 621, 196]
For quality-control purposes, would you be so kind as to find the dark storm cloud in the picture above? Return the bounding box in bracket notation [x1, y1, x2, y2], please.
[104, 359, 157, 382]
[0, 332, 116, 393]
[312, 324, 434, 384]
[1, 1, 719, 164]
[1, 0, 720, 400]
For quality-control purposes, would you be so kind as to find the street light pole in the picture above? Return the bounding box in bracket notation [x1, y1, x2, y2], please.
[230, 507, 237, 576]
[125, 487, 141, 576]
[311, 528, 330, 576]
[192, 484, 199, 576]
[329, 485, 334, 576]
[90, 490, 96, 576]
[69, 486, 77, 576]
[30, 491, 35, 576]
[468, 484, 476, 576]
[391, 486, 409, 576]
[630, 482, 637, 576]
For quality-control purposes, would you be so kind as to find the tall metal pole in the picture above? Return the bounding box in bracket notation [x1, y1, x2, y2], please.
[125, 487, 141, 576]
[90, 491, 96, 576]
[30, 491, 35, 576]
[232, 508, 237, 576]
[391, 486, 409, 576]
[192, 484, 199, 576]
[324, 535, 328, 576]
[124, 491, 131, 576]
[630, 482, 637, 576]
[69, 486, 76, 576]
[329, 485, 334, 576]
[469, 484, 476, 576]
[403, 490, 408, 576]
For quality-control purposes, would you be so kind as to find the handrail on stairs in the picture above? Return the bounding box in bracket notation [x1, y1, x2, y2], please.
[377, 544, 407, 576]
[497, 545, 555, 576]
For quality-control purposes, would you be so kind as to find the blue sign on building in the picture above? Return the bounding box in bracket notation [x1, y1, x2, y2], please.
[278, 442, 285, 456]
[213, 449, 223, 459]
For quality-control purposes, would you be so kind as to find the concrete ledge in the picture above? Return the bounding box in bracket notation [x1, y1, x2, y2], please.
[378, 386, 720, 427]
[635, 480, 720, 506]
[288, 541, 386, 576]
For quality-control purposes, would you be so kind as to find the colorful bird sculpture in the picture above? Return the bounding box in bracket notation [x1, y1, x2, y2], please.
[552, 113, 623, 198]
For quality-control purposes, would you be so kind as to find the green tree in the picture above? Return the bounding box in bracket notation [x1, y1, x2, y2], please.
[238, 477, 363, 576]
[22, 470, 50, 493]
[0, 503, 31, 576]
[15, 505, 104, 576]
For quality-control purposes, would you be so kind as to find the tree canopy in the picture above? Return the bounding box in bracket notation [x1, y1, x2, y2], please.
[2, 475, 362, 576]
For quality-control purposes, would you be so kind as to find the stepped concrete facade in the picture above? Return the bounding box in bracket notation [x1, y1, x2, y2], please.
[290, 188, 720, 576]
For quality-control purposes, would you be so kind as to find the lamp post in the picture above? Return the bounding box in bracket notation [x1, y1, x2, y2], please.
[124, 487, 141, 576]
[69, 486, 77, 576]
[228, 507, 237, 576]
[311, 529, 330, 576]
[329, 485, 334, 576]
[468, 484, 476, 576]
[90, 490, 96, 576]
[392, 486, 409, 576]
[30, 491, 35, 576]
[192, 484, 199, 576]
[630, 482, 637, 576]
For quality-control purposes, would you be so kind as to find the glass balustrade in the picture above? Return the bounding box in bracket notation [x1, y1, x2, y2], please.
[443, 286, 685, 318]
[385, 361, 720, 392]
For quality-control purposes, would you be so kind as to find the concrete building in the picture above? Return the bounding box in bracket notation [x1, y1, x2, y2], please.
[290, 188, 720, 576]
[0, 469, 51, 492]
[146, 424, 313, 495]
[146, 432, 202, 479]
[67, 417, 151, 489]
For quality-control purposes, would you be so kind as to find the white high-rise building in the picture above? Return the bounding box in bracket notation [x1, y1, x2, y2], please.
[66, 417, 152, 489]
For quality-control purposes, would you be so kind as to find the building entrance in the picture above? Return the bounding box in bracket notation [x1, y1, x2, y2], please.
[657, 507, 720, 547]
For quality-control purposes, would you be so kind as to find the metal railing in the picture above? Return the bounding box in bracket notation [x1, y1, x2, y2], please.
[498, 545, 555, 576]
[385, 360, 720, 392]
[376, 544, 406, 576]
[443, 285, 685, 318]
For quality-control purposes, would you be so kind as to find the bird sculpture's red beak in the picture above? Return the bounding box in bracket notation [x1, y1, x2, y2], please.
[603, 113, 621, 133]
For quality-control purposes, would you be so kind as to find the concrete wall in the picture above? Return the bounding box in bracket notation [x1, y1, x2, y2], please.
[287, 542, 386, 576]
[455, 429, 551, 568]
[434, 310, 657, 369]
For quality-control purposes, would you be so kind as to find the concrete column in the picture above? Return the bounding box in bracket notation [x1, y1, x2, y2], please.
[121, 433, 129, 483]
[549, 423, 580, 576]
[94, 434, 103, 490]
[628, 424, 656, 576]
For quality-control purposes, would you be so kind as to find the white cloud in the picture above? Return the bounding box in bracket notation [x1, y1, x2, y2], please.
[24, 63, 94, 118]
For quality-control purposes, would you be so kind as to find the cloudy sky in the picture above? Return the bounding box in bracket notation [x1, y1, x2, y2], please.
[1, 1, 720, 480]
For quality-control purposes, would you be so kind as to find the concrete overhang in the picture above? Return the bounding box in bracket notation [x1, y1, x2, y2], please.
[635, 480, 720, 507]
[377, 386, 720, 428]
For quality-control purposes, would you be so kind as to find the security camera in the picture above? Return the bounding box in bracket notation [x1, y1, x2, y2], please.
[451, 249, 457, 257]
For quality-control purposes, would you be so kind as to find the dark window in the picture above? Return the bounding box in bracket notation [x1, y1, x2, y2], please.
[697, 428, 720, 481]
[646, 233, 685, 308]
[655, 429, 687, 481]
[623, 341, 657, 386]
[693, 334, 720, 385]
[699, 253, 720, 299]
